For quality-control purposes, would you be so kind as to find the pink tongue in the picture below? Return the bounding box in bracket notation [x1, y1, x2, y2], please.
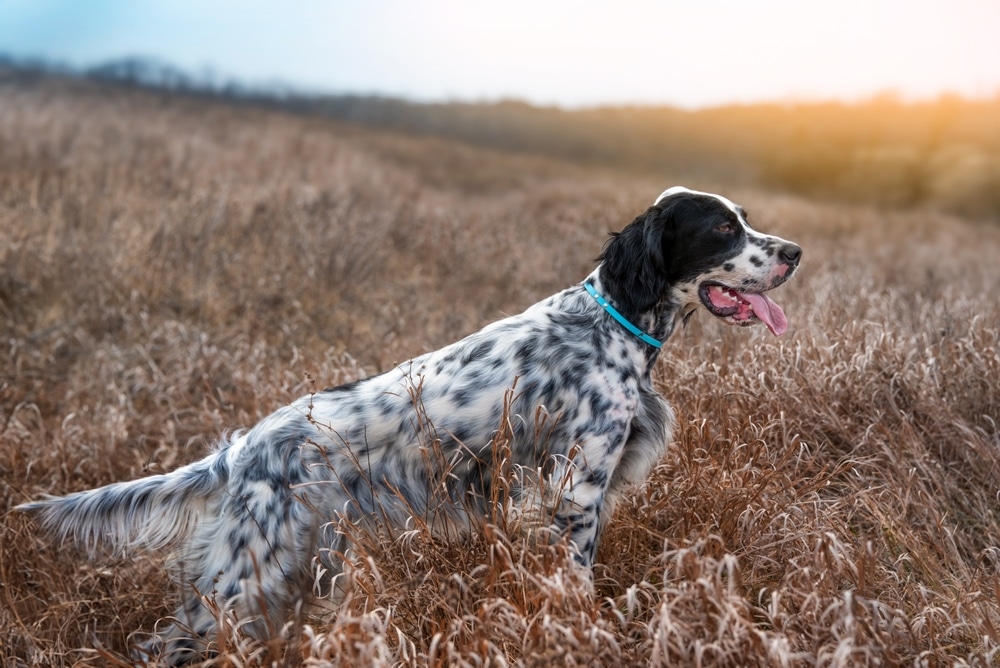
[739, 292, 788, 336]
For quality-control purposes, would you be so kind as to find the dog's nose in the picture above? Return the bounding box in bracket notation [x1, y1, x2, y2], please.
[779, 243, 802, 266]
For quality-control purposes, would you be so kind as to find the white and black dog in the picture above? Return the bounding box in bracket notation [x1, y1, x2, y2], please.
[18, 187, 801, 661]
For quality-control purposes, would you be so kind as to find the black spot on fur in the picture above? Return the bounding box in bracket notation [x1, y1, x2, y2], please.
[462, 338, 497, 364]
[322, 371, 386, 394]
[452, 386, 475, 408]
[585, 468, 608, 488]
[514, 339, 540, 365]
[229, 530, 248, 560]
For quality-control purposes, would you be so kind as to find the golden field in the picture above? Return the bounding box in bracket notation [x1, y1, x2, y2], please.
[2, 77, 1000, 666]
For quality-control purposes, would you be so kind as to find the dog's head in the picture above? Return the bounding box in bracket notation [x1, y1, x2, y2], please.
[599, 186, 801, 336]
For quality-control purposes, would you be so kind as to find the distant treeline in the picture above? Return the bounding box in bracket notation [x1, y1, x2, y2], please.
[3, 54, 999, 219]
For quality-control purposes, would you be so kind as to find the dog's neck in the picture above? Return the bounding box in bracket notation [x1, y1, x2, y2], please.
[585, 268, 681, 361]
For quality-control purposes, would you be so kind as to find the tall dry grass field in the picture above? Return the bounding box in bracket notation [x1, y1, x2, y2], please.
[2, 78, 1000, 666]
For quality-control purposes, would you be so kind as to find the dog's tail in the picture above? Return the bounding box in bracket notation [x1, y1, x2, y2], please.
[16, 450, 229, 556]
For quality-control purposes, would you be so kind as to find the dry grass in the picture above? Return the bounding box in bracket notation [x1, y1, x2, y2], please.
[2, 77, 999, 666]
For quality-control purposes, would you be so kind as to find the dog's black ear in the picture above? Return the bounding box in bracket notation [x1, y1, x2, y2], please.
[597, 205, 674, 323]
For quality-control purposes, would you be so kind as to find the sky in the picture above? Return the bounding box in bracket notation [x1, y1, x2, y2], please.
[1, 0, 999, 109]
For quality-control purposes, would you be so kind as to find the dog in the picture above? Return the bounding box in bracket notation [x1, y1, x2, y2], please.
[18, 186, 801, 661]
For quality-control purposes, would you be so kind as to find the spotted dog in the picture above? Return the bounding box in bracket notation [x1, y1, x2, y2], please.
[18, 186, 801, 662]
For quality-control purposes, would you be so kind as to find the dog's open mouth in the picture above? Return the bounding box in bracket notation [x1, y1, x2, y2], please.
[698, 283, 788, 336]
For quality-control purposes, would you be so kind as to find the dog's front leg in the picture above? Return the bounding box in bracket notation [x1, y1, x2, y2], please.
[548, 430, 627, 567]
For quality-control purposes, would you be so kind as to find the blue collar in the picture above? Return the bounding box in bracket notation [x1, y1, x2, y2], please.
[584, 282, 663, 349]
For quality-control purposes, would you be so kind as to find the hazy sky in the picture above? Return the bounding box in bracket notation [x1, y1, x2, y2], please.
[1, 0, 999, 108]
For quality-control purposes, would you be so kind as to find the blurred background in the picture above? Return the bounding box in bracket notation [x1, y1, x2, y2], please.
[3, 0, 1000, 220]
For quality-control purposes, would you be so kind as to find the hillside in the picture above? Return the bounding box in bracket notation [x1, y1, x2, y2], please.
[2, 77, 999, 666]
[5, 59, 1000, 221]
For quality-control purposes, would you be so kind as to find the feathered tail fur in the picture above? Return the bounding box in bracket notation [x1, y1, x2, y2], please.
[16, 451, 229, 557]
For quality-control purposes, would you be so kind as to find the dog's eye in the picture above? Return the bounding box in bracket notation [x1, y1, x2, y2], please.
[716, 223, 735, 234]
